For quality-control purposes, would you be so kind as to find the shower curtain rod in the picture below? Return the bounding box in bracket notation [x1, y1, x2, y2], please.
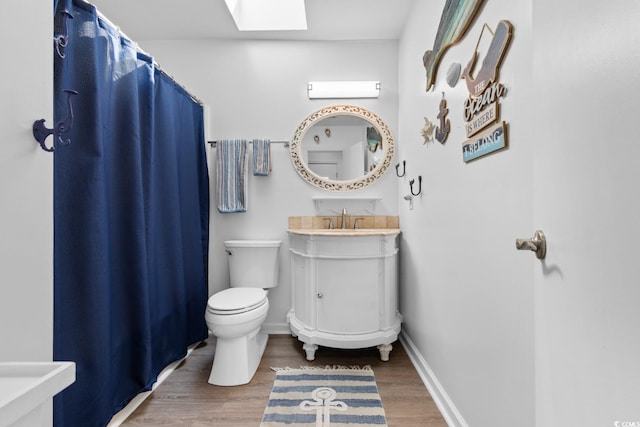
[208, 140, 290, 148]
[82, 0, 204, 106]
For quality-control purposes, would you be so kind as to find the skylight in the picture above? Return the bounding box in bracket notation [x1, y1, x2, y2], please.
[224, 0, 307, 32]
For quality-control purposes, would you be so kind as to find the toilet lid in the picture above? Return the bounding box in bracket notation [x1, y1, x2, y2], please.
[207, 288, 267, 314]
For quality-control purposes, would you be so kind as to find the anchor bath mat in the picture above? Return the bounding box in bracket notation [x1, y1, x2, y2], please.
[260, 366, 387, 426]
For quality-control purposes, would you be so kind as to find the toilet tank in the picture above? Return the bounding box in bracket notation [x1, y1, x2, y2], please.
[224, 240, 282, 288]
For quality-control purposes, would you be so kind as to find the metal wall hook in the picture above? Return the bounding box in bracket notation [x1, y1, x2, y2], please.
[403, 194, 414, 210]
[516, 230, 547, 259]
[54, 10, 73, 59]
[32, 89, 78, 152]
[395, 160, 406, 177]
[409, 176, 422, 196]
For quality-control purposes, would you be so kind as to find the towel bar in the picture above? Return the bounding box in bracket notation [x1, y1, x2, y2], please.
[208, 140, 289, 148]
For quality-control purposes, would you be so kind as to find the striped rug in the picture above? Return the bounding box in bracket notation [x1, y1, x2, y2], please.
[260, 366, 387, 426]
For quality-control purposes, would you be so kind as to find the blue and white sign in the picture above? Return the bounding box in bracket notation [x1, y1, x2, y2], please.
[462, 121, 507, 162]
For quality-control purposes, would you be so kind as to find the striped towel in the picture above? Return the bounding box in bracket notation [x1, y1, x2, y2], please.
[216, 139, 248, 213]
[253, 138, 271, 176]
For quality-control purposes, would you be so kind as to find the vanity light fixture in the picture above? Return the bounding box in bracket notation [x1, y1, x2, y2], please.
[307, 81, 381, 99]
[224, 0, 307, 31]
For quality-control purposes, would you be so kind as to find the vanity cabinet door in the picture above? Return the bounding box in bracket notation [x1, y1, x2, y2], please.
[315, 258, 380, 334]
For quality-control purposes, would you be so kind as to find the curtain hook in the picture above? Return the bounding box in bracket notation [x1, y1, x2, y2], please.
[54, 10, 74, 59]
[32, 89, 78, 152]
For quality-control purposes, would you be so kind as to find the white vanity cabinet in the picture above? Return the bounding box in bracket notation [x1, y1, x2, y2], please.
[287, 229, 402, 361]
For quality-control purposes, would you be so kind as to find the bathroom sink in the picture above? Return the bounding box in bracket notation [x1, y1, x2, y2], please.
[0, 362, 75, 427]
[288, 228, 400, 237]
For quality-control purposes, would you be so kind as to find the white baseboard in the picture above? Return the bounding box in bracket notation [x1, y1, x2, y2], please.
[399, 331, 467, 427]
[262, 322, 291, 335]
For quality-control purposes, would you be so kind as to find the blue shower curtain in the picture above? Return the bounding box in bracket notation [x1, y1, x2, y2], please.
[53, 1, 209, 426]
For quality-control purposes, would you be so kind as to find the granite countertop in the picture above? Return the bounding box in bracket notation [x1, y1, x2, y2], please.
[287, 228, 401, 236]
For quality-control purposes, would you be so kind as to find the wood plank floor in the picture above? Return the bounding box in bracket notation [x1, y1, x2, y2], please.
[120, 334, 448, 426]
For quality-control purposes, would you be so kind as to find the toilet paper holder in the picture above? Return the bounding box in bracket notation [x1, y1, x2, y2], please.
[516, 230, 546, 259]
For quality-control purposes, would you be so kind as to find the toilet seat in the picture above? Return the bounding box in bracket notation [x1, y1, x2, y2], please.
[207, 288, 267, 315]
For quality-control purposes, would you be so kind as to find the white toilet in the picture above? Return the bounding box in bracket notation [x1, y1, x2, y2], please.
[205, 240, 281, 386]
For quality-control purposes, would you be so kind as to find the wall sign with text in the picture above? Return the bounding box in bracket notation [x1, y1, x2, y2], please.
[461, 20, 513, 162]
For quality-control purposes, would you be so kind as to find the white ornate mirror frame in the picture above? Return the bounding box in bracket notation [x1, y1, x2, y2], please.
[290, 105, 395, 191]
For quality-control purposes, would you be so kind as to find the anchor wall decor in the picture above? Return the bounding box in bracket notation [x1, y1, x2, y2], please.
[435, 93, 450, 144]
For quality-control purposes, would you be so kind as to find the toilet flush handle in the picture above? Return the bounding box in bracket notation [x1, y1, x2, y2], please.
[225, 250, 233, 255]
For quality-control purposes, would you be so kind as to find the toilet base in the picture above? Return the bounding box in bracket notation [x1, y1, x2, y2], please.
[208, 330, 268, 386]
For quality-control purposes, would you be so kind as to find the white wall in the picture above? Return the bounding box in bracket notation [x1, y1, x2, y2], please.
[0, 0, 53, 362]
[0, 1, 53, 425]
[398, 1, 534, 426]
[140, 39, 399, 331]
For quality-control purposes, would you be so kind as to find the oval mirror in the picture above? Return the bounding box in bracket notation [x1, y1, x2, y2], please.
[290, 105, 395, 191]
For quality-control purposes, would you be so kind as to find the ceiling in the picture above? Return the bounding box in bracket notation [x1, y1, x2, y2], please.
[88, 0, 414, 42]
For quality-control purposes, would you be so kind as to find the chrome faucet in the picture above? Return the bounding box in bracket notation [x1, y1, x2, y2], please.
[341, 208, 348, 229]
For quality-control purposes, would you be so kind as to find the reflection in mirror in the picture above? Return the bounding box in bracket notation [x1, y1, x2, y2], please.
[290, 105, 395, 191]
[303, 116, 383, 181]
